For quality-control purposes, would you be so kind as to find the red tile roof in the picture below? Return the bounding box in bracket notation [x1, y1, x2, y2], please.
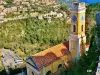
[33, 52, 60, 69]
[26, 41, 89, 69]
[32, 41, 70, 69]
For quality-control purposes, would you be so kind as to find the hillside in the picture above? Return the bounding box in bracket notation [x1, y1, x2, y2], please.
[0, 18, 70, 58]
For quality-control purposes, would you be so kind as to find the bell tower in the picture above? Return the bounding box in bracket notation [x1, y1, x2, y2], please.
[69, 2, 86, 60]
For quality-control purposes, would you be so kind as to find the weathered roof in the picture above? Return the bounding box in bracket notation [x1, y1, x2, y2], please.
[32, 41, 70, 69]
[26, 41, 89, 70]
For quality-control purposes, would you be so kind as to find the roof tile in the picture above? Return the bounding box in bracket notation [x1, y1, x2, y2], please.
[32, 41, 69, 69]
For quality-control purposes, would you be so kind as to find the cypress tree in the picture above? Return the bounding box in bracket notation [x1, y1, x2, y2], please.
[96, 12, 100, 51]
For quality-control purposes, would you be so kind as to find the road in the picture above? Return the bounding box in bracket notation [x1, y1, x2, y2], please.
[0, 12, 39, 23]
[0, 11, 64, 23]
[0, 49, 23, 69]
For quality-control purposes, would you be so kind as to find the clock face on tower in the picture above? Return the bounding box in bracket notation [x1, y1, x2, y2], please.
[81, 15, 85, 21]
[72, 15, 77, 22]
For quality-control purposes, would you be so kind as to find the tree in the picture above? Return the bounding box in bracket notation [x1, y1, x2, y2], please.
[4, 0, 14, 8]
[60, 4, 68, 12]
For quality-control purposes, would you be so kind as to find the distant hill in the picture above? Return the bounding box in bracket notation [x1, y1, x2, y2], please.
[57, 0, 73, 3]
[56, 0, 78, 5]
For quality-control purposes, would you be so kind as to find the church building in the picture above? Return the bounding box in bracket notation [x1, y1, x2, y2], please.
[26, 2, 89, 75]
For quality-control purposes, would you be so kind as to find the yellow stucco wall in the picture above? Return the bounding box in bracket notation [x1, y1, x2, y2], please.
[52, 59, 63, 72]
[43, 59, 63, 74]
[71, 14, 78, 34]
[63, 54, 72, 68]
[70, 40, 77, 58]
[64, 54, 72, 62]
[77, 12, 85, 36]
[70, 9, 86, 58]
[71, 12, 85, 36]
[28, 67, 39, 75]
[40, 69, 43, 75]
[38, 54, 72, 75]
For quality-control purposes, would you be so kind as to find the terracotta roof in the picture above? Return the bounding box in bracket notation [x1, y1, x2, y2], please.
[32, 41, 70, 69]
[26, 42, 89, 69]
[33, 52, 60, 69]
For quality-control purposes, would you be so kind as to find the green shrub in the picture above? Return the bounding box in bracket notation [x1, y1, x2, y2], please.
[0, 16, 70, 57]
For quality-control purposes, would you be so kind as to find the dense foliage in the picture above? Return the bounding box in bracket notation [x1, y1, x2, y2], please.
[60, 4, 68, 12]
[86, 3, 100, 19]
[0, 18, 70, 57]
[85, 3, 100, 44]
[4, 0, 14, 8]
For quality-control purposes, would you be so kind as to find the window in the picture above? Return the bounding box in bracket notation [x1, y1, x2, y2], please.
[32, 72, 34, 75]
[81, 25, 84, 31]
[73, 25, 76, 32]
[58, 64, 62, 69]
[46, 71, 51, 75]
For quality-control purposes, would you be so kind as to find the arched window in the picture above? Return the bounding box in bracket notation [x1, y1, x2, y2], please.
[73, 25, 76, 32]
[58, 64, 62, 69]
[81, 25, 84, 31]
[46, 71, 51, 75]
[32, 72, 34, 75]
